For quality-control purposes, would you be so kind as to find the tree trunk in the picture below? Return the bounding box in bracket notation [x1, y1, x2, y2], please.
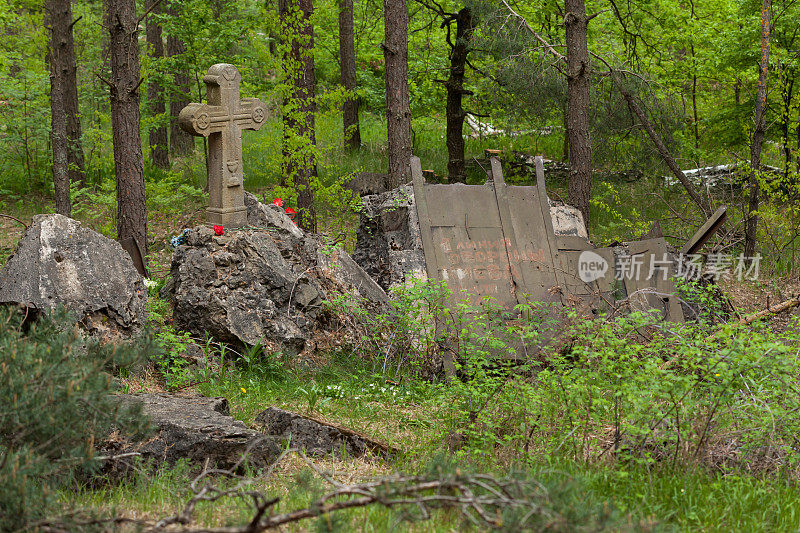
[280, 0, 317, 233]
[444, 7, 474, 183]
[166, 1, 194, 158]
[564, 0, 592, 230]
[146, 0, 169, 169]
[339, 0, 361, 150]
[59, 0, 86, 189]
[46, 0, 71, 216]
[796, 95, 800, 174]
[562, 102, 570, 162]
[692, 69, 700, 150]
[780, 66, 793, 178]
[745, 0, 772, 260]
[105, 0, 148, 269]
[383, 0, 412, 190]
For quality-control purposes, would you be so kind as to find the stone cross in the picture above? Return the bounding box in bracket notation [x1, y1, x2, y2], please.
[179, 64, 267, 227]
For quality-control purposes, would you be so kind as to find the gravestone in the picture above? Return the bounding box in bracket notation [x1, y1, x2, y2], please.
[179, 64, 267, 228]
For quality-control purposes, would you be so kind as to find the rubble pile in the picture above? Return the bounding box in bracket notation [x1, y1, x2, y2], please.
[167, 193, 387, 357]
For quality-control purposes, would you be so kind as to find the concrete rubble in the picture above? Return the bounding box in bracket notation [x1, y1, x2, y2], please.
[167, 192, 387, 356]
[0, 214, 147, 339]
[254, 406, 396, 458]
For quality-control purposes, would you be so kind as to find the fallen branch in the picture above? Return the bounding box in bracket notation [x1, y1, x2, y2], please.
[738, 295, 800, 325]
[660, 295, 800, 370]
[0, 213, 28, 229]
[37, 449, 558, 532]
[613, 76, 709, 216]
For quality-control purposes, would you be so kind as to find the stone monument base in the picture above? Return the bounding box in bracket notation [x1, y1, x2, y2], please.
[207, 205, 247, 227]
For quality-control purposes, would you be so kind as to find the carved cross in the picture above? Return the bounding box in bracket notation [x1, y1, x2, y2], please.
[179, 64, 267, 228]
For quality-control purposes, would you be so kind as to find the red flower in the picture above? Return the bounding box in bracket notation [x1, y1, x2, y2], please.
[213, 225, 224, 236]
[273, 198, 284, 207]
[285, 207, 297, 218]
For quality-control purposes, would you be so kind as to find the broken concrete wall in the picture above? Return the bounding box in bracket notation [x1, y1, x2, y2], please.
[354, 184, 589, 292]
[353, 184, 426, 292]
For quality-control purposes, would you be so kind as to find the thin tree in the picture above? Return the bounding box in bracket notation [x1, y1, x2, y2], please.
[564, 0, 592, 228]
[104, 0, 148, 273]
[60, 0, 85, 189]
[339, 0, 361, 150]
[500, 0, 593, 229]
[46, 0, 71, 216]
[443, 6, 475, 183]
[166, 0, 194, 158]
[280, 0, 318, 232]
[744, 0, 772, 260]
[383, 0, 412, 190]
[146, 0, 169, 169]
[412, 1, 475, 183]
[614, 76, 708, 215]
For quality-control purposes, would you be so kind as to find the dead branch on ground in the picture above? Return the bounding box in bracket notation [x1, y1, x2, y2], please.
[738, 295, 800, 325]
[36, 449, 557, 532]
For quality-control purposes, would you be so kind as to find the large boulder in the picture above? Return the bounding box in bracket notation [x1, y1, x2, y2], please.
[168, 196, 387, 355]
[0, 214, 146, 338]
[171, 226, 321, 354]
[110, 394, 280, 470]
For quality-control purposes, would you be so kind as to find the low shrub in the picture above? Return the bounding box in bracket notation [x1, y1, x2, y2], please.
[0, 307, 151, 531]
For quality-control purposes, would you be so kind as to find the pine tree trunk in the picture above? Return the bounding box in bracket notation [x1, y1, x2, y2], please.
[339, 0, 361, 150]
[46, 0, 71, 216]
[796, 97, 800, 174]
[564, 0, 592, 230]
[280, 0, 317, 232]
[146, 0, 169, 169]
[745, 0, 772, 260]
[444, 7, 473, 184]
[383, 0, 412, 190]
[166, 1, 194, 158]
[59, 0, 86, 188]
[780, 67, 792, 180]
[106, 0, 148, 267]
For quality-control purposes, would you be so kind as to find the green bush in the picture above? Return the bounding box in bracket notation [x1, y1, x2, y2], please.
[329, 278, 800, 475]
[0, 307, 151, 531]
[448, 309, 800, 474]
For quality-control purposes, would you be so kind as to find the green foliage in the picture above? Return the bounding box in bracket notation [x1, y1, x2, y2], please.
[325, 278, 453, 378]
[329, 276, 800, 479]
[0, 308, 151, 530]
[450, 310, 800, 475]
[590, 181, 651, 243]
[152, 325, 194, 390]
[674, 278, 729, 325]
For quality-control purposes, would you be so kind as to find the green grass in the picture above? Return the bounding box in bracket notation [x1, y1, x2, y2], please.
[65, 355, 800, 531]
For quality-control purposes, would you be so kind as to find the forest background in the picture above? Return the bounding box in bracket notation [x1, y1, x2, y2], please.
[1, 0, 798, 272]
[5, 1, 800, 531]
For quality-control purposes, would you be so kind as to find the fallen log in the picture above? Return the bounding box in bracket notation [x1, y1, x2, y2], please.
[738, 295, 800, 325]
[661, 295, 800, 370]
